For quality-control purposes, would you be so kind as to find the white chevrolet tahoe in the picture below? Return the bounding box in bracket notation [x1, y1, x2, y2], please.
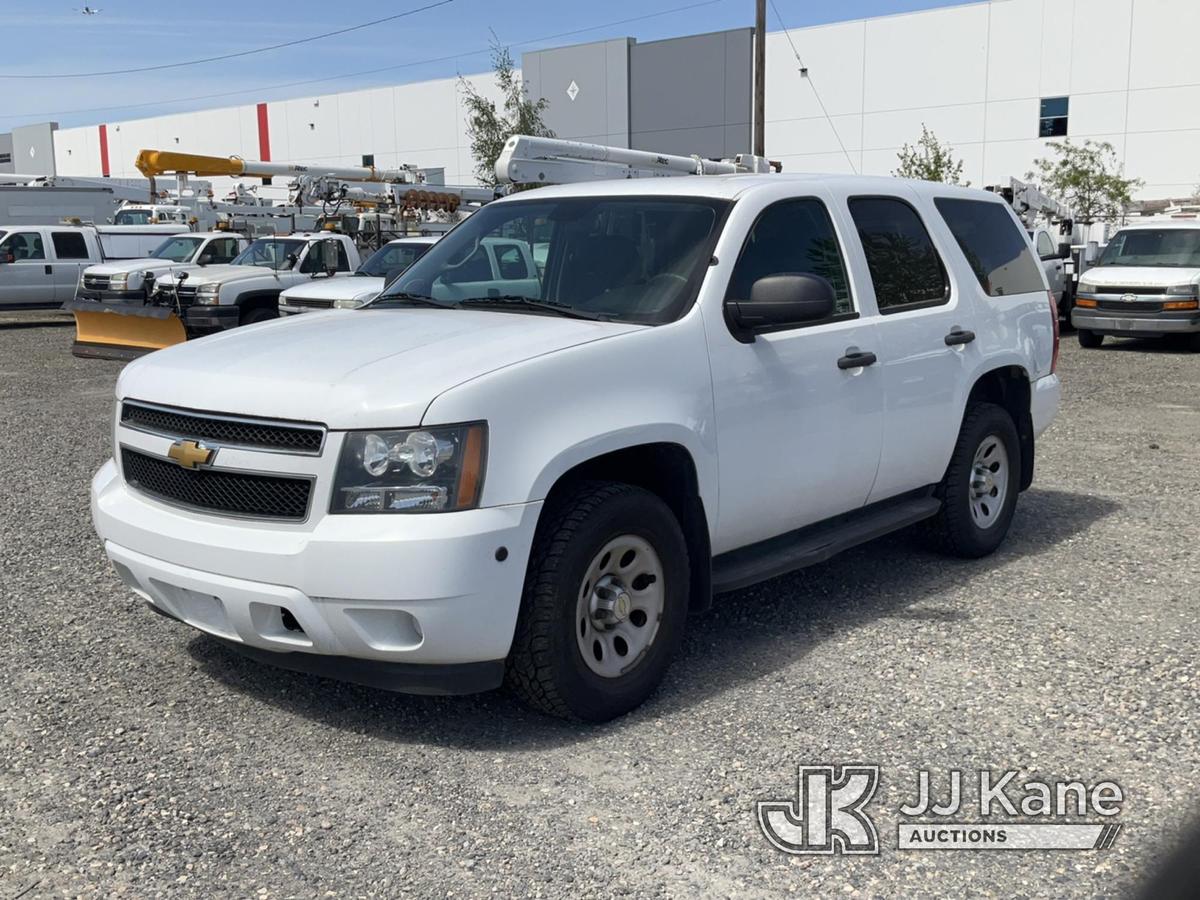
[150, 232, 360, 332]
[1073, 219, 1200, 351]
[278, 236, 439, 316]
[91, 175, 1060, 721]
[76, 232, 248, 304]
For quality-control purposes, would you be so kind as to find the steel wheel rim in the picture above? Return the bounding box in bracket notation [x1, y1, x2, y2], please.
[575, 534, 666, 679]
[969, 433, 1009, 529]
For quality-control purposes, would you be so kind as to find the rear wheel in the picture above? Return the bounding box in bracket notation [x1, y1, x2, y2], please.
[1077, 328, 1104, 348]
[927, 402, 1021, 559]
[506, 482, 689, 721]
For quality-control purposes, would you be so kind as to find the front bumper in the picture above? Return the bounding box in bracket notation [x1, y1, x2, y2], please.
[1072, 307, 1200, 337]
[92, 459, 542, 688]
[182, 305, 239, 331]
[76, 288, 146, 303]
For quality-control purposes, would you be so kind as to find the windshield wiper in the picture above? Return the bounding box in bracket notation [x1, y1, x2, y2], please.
[374, 292, 457, 309]
[458, 295, 608, 320]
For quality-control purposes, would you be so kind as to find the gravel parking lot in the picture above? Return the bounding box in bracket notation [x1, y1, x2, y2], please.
[1, 315, 1197, 898]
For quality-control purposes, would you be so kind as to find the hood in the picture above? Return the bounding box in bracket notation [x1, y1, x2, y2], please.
[1080, 266, 1200, 288]
[88, 259, 199, 278]
[281, 276, 383, 303]
[118, 308, 643, 428]
[156, 264, 275, 287]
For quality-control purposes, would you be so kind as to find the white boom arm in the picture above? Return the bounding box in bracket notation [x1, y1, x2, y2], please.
[495, 135, 780, 185]
[987, 177, 1072, 226]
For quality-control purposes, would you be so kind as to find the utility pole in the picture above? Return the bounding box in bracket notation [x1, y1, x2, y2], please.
[754, 0, 766, 156]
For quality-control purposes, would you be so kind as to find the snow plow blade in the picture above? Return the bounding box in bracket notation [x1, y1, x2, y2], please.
[63, 301, 187, 361]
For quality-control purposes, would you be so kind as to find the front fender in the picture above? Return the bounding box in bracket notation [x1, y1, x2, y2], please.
[420, 314, 718, 524]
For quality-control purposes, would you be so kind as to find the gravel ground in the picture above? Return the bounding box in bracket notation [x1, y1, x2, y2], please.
[1, 315, 1198, 898]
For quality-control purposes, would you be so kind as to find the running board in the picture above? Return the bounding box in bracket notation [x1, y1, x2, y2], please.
[711, 490, 942, 594]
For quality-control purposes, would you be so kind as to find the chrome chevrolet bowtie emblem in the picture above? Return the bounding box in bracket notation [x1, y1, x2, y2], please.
[1121, 293, 1137, 302]
[166, 439, 214, 469]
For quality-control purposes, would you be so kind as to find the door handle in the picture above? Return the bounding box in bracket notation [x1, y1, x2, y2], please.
[944, 329, 976, 346]
[44, 264, 52, 275]
[837, 350, 877, 369]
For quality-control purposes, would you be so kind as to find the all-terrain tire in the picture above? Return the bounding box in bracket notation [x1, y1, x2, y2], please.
[926, 402, 1021, 559]
[506, 481, 689, 722]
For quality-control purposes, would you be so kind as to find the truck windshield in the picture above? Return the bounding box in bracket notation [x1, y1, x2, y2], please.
[114, 209, 152, 225]
[1096, 229, 1200, 268]
[231, 238, 306, 270]
[373, 196, 729, 324]
[358, 242, 430, 279]
[151, 236, 204, 262]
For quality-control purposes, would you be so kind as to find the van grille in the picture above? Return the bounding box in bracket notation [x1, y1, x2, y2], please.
[121, 401, 325, 454]
[121, 448, 312, 520]
[1091, 285, 1167, 296]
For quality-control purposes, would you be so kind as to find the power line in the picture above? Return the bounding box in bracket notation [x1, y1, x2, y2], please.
[0, 1, 454, 79]
[768, 0, 858, 173]
[0, 0, 727, 121]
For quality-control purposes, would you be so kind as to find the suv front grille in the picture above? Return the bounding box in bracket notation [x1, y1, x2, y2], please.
[121, 448, 312, 520]
[121, 401, 324, 454]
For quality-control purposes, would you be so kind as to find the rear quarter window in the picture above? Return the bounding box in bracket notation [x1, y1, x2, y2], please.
[934, 198, 1047, 297]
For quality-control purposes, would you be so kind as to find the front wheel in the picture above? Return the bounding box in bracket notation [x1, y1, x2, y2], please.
[926, 402, 1021, 559]
[1078, 328, 1104, 348]
[240, 306, 277, 326]
[506, 482, 689, 721]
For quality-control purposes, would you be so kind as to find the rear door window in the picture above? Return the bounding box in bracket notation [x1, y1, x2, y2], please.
[52, 232, 90, 259]
[726, 198, 854, 318]
[848, 197, 948, 312]
[935, 198, 1047, 297]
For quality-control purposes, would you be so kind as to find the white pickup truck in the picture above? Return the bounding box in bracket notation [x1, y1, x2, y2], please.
[91, 175, 1060, 721]
[76, 232, 248, 304]
[151, 232, 360, 331]
[278, 236, 439, 316]
[0, 223, 189, 309]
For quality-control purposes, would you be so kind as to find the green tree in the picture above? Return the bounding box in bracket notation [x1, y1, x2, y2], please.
[459, 41, 554, 187]
[893, 125, 968, 186]
[1028, 139, 1142, 224]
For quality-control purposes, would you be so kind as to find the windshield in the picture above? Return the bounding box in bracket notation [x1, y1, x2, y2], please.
[358, 242, 431, 278]
[1096, 229, 1200, 268]
[232, 238, 305, 270]
[114, 209, 152, 225]
[151, 236, 203, 262]
[373, 196, 729, 324]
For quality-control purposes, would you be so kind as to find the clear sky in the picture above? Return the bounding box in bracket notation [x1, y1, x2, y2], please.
[0, 0, 970, 130]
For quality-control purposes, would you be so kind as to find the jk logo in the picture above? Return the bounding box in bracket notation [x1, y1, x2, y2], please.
[757, 765, 880, 855]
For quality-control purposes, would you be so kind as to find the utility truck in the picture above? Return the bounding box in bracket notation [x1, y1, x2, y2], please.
[89, 135, 1061, 722]
[278, 235, 439, 316]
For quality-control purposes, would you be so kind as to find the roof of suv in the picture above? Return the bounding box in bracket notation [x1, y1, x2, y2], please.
[499, 173, 999, 204]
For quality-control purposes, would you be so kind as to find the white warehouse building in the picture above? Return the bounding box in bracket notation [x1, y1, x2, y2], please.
[23, 0, 1199, 201]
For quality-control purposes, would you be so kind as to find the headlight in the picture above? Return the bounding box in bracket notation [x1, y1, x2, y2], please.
[331, 423, 486, 514]
[194, 284, 221, 305]
[1076, 279, 1096, 294]
[333, 297, 368, 309]
[109, 273, 129, 290]
[1165, 283, 1199, 297]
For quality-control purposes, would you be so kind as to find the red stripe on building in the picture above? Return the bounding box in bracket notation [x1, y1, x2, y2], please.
[256, 103, 271, 161]
[98, 123, 110, 177]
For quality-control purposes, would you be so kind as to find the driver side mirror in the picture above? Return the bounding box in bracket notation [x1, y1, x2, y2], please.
[726, 274, 836, 343]
[1058, 242, 1072, 260]
[286, 251, 300, 270]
